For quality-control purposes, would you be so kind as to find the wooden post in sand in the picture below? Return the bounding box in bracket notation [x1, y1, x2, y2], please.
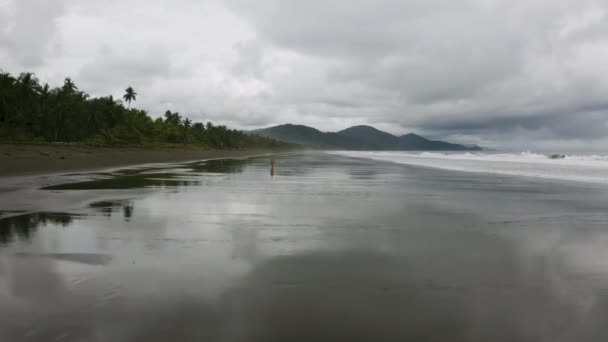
[270, 159, 275, 176]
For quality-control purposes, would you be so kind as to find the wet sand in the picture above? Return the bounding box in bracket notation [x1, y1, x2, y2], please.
[2, 152, 608, 341]
[0, 144, 279, 177]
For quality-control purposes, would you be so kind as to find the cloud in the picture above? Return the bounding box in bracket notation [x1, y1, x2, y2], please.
[224, 0, 608, 144]
[0, 0, 66, 67]
[78, 45, 172, 94]
[2, 0, 608, 148]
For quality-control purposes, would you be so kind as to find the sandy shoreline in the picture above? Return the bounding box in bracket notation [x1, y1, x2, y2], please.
[0, 144, 281, 177]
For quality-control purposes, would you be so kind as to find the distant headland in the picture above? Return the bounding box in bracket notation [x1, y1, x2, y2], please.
[251, 124, 482, 151]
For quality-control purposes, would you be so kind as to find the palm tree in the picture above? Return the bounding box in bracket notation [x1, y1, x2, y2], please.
[62, 78, 77, 94]
[38, 83, 50, 134]
[39, 83, 50, 97]
[123, 86, 137, 108]
[182, 118, 192, 143]
[18, 72, 38, 92]
[17, 73, 40, 131]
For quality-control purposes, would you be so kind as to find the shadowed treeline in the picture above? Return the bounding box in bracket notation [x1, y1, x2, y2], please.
[0, 70, 293, 149]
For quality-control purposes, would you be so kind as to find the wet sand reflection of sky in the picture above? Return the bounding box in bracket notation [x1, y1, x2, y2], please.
[1, 152, 608, 341]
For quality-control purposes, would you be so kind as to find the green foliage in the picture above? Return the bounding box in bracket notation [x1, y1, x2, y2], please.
[0, 70, 293, 149]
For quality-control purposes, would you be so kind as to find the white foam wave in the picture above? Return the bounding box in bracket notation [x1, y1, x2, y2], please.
[329, 151, 608, 184]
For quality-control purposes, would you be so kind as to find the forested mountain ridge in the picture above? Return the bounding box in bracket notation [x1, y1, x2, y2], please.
[253, 124, 482, 151]
[250, 124, 363, 149]
[0, 70, 292, 149]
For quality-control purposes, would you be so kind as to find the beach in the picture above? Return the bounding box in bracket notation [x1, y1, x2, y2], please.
[0, 144, 279, 177]
[1, 151, 608, 341]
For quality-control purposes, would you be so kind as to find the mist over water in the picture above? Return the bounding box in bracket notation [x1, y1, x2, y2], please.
[2, 152, 608, 341]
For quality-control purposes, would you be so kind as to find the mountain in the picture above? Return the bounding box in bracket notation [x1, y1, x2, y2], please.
[337, 125, 401, 149]
[249, 124, 363, 149]
[251, 124, 482, 151]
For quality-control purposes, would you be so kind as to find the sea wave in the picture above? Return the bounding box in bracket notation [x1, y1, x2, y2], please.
[329, 151, 608, 184]
[413, 151, 608, 165]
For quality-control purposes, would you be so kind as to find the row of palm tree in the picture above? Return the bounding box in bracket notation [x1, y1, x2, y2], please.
[0, 70, 291, 149]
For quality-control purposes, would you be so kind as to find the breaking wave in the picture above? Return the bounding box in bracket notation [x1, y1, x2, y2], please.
[329, 151, 608, 184]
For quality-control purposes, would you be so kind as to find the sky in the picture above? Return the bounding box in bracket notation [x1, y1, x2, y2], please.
[2, 0, 608, 150]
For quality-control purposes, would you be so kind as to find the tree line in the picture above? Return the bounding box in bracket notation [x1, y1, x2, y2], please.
[0, 70, 292, 149]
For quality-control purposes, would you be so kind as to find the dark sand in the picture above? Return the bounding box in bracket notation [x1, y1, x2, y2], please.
[0, 144, 278, 177]
[2, 152, 608, 341]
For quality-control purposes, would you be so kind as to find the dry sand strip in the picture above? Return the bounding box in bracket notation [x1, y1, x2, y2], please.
[0, 144, 281, 177]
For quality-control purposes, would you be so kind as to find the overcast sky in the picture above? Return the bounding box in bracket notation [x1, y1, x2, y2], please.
[2, 0, 608, 150]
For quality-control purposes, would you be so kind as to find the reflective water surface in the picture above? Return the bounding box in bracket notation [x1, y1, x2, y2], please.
[2, 152, 608, 341]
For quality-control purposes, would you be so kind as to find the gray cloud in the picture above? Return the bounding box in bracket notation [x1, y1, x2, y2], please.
[0, 0, 66, 67]
[225, 0, 608, 144]
[2, 0, 608, 149]
[78, 45, 172, 94]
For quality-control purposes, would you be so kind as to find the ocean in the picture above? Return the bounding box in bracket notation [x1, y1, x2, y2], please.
[329, 150, 608, 184]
